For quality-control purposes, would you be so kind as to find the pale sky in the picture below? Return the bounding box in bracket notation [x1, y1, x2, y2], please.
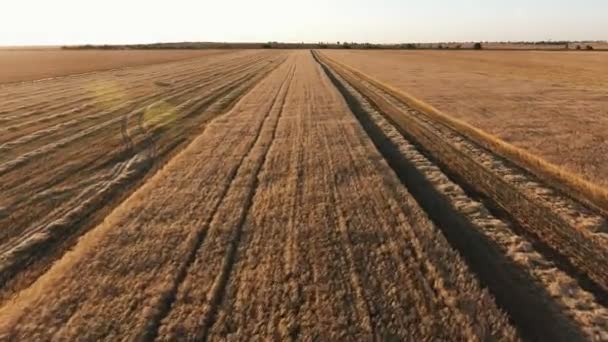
[1, 0, 606, 46]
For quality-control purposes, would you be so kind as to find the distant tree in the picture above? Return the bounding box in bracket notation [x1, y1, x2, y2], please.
[586, 45, 594, 50]
[405, 43, 417, 49]
[455, 44, 462, 49]
[437, 44, 444, 49]
[342, 42, 352, 49]
[473, 42, 483, 50]
[576, 45, 582, 50]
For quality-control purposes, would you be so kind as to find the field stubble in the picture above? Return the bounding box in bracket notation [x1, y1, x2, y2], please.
[0, 49, 287, 300]
[0, 48, 606, 340]
[0, 51, 517, 341]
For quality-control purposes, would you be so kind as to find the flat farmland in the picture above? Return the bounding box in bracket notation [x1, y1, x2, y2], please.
[0, 49, 286, 298]
[325, 50, 608, 187]
[0, 49, 229, 84]
[1, 49, 607, 340]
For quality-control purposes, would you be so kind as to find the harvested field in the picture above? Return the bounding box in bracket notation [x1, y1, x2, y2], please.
[0, 49, 229, 84]
[1, 49, 607, 340]
[324, 50, 608, 187]
[0, 49, 286, 298]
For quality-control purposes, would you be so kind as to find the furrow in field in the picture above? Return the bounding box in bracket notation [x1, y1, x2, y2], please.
[207, 64, 377, 339]
[156, 51, 516, 341]
[315, 51, 608, 341]
[0, 52, 296, 341]
[154, 57, 296, 341]
[0, 52, 287, 299]
[317, 92, 479, 340]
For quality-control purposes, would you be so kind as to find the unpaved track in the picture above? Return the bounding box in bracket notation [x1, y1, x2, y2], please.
[0, 51, 516, 340]
[314, 51, 608, 340]
[0, 50, 287, 299]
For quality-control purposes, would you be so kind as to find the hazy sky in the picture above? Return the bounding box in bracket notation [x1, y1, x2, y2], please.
[1, 0, 606, 45]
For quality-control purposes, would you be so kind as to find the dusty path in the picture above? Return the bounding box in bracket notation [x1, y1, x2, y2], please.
[0, 51, 516, 340]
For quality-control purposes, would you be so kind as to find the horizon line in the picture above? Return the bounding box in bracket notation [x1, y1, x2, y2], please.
[2, 39, 607, 48]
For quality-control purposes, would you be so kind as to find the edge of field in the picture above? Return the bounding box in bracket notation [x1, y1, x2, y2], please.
[318, 51, 608, 216]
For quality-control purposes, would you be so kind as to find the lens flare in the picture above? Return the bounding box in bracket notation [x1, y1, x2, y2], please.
[87, 80, 128, 110]
[142, 101, 178, 130]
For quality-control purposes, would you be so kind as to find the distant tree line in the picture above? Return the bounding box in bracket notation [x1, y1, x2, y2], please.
[62, 40, 606, 51]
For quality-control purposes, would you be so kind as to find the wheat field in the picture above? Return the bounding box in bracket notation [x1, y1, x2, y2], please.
[0, 49, 606, 340]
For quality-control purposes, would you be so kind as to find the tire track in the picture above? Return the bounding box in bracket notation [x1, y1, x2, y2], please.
[208, 71, 377, 340]
[143, 60, 296, 341]
[281, 122, 305, 340]
[192, 63, 296, 341]
[315, 100, 376, 339]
